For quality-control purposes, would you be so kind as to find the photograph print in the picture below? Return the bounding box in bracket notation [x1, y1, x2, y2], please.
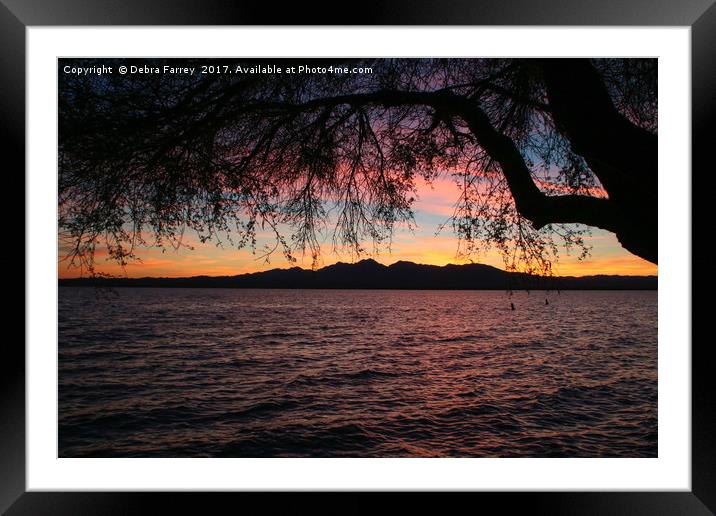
[58, 58, 657, 458]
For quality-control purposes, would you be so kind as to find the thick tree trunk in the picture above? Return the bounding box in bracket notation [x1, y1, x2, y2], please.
[538, 59, 658, 264]
[428, 90, 657, 264]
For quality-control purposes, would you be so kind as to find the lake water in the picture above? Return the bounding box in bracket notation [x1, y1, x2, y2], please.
[58, 288, 657, 457]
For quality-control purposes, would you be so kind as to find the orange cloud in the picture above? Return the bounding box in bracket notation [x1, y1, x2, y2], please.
[413, 176, 464, 218]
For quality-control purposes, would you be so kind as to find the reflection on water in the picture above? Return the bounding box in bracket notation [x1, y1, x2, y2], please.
[58, 288, 657, 457]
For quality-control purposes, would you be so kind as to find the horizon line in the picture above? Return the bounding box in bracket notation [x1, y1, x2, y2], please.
[58, 258, 659, 281]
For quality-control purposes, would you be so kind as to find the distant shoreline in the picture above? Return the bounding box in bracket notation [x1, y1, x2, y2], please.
[58, 259, 657, 291]
[58, 285, 658, 290]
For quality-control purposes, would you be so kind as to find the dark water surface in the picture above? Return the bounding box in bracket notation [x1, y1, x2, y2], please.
[58, 288, 657, 457]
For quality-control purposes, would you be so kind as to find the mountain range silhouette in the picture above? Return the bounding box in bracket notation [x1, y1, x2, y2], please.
[58, 259, 657, 290]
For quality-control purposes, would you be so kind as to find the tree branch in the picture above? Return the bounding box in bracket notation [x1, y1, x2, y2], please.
[242, 88, 623, 235]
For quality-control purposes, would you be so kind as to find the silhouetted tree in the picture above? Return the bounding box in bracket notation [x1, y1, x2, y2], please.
[58, 58, 657, 276]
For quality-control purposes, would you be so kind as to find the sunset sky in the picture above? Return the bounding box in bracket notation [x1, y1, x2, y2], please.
[58, 175, 657, 279]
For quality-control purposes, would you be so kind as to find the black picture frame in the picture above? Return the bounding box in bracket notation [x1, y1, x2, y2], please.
[3, 1, 713, 514]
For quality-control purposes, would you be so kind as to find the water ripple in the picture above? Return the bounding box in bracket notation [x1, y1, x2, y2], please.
[59, 288, 657, 457]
